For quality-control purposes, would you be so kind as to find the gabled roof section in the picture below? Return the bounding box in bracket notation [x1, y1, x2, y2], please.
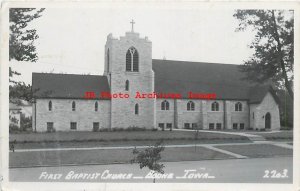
[32, 73, 110, 99]
[32, 59, 275, 103]
[152, 59, 258, 100]
[248, 85, 280, 104]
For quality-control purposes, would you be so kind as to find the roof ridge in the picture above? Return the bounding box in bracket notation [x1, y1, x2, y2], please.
[152, 59, 242, 66]
[32, 72, 105, 77]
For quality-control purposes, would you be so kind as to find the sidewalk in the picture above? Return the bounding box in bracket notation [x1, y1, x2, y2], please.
[11, 140, 292, 153]
[174, 129, 267, 141]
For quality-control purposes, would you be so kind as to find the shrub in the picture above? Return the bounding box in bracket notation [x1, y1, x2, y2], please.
[280, 126, 293, 130]
[99, 128, 110, 132]
[127, 126, 146, 131]
[9, 124, 19, 133]
[20, 114, 32, 131]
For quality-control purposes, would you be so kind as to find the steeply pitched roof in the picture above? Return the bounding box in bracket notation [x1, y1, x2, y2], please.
[32, 73, 110, 99]
[153, 59, 257, 100]
[248, 85, 280, 104]
[32, 59, 276, 103]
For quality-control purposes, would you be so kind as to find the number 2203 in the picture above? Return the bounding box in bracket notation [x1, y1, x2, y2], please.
[263, 169, 288, 178]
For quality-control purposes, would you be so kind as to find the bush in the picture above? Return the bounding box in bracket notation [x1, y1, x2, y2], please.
[127, 126, 146, 131]
[20, 114, 32, 131]
[99, 128, 110, 132]
[280, 126, 293, 130]
[9, 124, 19, 133]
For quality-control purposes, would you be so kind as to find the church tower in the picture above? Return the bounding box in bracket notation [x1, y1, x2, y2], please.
[104, 21, 155, 129]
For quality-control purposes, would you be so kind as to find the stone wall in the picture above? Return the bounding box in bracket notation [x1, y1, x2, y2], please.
[34, 99, 110, 132]
[176, 99, 202, 129]
[250, 92, 280, 130]
[205, 100, 224, 129]
[106, 32, 155, 129]
[156, 99, 174, 128]
[227, 100, 249, 129]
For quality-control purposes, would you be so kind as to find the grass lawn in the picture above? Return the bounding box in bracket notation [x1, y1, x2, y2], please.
[215, 144, 293, 158]
[13, 139, 251, 149]
[247, 131, 293, 140]
[9, 146, 233, 167]
[10, 131, 249, 143]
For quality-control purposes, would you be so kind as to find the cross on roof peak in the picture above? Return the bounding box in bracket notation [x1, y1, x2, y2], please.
[130, 19, 135, 32]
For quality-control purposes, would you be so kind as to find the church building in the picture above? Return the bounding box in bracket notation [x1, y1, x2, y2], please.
[32, 24, 281, 132]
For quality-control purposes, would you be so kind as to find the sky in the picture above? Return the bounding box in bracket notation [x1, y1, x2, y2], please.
[10, 6, 256, 85]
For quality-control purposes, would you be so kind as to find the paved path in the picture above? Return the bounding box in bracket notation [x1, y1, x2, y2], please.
[10, 141, 292, 166]
[201, 145, 248, 159]
[9, 157, 293, 183]
[11, 141, 292, 153]
[175, 129, 269, 141]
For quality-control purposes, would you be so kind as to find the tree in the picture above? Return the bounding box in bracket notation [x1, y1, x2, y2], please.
[9, 82, 36, 103]
[233, 10, 294, 100]
[131, 141, 165, 183]
[9, 8, 45, 62]
[9, 8, 45, 102]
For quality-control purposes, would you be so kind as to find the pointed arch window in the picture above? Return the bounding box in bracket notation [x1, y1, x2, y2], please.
[161, 100, 170, 110]
[211, 101, 219, 111]
[135, 104, 139, 115]
[72, 101, 76, 111]
[48, 101, 52, 111]
[235, 102, 242, 111]
[107, 49, 110, 72]
[125, 80, 129, 91]
[126, 47, 139, 72]
[187, 101, 195, 111]
[95, 101, 98, 112]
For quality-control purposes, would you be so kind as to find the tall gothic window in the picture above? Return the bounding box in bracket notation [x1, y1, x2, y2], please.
[135, 103, 139, 115]
[235, 102, 242, 111]
[211, 101, 219, 111]
[72, 101, 76, 111]
[126, 47, 139, 72]
[107, 49, 110, 72]
[95, 102, 98, 112]
[125, 80, 129, 91]
[187, 101, 195, 111]
[48, 101, 52, 111]
[161, 100, 170, 110]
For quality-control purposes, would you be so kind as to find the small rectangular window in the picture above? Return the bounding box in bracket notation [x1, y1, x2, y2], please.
[158, 123, 164, 129]
[216, 123, 222, 130]
[209, 123, 214, 130]
[47, 122, 54, 132]
[184, 123, 190, 129]
[166, 123, 172, 129]
[70, 122, 77, 130]
[240, 123, 245, 130]
[233, 123, 238, 130]
[93, 122, 100, 131]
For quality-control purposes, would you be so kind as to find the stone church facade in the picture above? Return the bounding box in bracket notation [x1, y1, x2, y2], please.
[32, 30, 281, 132]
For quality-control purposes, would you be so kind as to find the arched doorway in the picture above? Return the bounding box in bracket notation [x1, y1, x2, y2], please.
[265, 112, 271, 129]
